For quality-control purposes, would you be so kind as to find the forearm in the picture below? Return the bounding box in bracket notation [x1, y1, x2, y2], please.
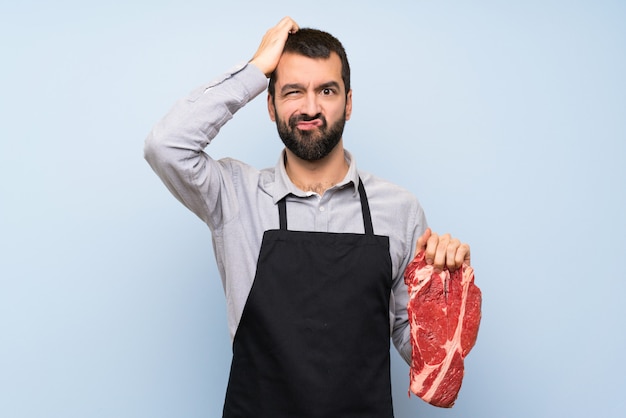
[143, 63, 267, 223]
[392, 203, 428, 365]
[392, 288, 413, 365]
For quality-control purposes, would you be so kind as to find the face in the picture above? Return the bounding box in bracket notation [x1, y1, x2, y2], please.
[268, 52, 353, 162]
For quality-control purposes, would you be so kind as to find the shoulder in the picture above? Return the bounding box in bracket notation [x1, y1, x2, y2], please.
[359, 170, 422, 212]
[358, 169, 427, 243]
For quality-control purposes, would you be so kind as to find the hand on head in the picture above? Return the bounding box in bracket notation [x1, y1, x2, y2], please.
[250, 17, 300, 77]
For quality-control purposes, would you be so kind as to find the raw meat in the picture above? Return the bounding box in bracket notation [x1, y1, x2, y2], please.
[404, 250, 481, 408]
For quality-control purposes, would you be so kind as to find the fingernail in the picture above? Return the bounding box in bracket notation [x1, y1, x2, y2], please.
[426, 258, 433, 265]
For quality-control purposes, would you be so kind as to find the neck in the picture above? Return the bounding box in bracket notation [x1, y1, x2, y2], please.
[284, 141, 349, 196]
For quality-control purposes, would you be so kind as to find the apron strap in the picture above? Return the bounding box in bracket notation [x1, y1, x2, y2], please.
[277, 177, 374, 235]
[278, 198, 288, 230]
[357, 178, 374, 236]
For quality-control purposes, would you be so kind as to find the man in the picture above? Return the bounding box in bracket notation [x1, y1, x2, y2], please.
[145, 16, 470, 418]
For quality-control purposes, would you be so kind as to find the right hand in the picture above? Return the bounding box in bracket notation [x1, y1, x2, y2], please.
[250, 16, 300, 77]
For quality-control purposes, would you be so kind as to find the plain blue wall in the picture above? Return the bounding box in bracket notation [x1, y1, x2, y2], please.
[1, 1, 625, 417]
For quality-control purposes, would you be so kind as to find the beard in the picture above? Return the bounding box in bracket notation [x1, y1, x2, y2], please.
[275, 110, 346, 162]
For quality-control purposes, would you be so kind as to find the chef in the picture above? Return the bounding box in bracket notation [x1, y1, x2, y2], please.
[144, 16, 470, 417]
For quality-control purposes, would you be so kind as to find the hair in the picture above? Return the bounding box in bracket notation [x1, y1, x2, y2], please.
[268, 28, 351, 98]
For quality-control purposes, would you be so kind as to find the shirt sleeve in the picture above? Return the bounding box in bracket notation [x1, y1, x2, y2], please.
[143, 63, 268, 229]
[391, 201, 427, 365]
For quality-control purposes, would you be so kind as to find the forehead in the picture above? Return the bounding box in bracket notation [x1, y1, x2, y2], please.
[274, 52, 344, 90]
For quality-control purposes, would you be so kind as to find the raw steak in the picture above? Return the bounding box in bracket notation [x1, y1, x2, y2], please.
[404, 250, 481, 408]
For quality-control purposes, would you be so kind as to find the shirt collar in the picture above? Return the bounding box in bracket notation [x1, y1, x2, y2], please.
[271, 149, 360, 204]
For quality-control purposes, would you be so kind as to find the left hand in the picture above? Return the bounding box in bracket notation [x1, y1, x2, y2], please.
[415, 228, 471, 273]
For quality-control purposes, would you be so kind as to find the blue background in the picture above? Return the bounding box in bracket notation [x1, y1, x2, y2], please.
[1, 1, 625, 417]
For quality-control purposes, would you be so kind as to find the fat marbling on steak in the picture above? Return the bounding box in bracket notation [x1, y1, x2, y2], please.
[404, 250, 482, 408]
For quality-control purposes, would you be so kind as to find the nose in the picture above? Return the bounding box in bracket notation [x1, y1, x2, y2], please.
[300, 92, 321, 117]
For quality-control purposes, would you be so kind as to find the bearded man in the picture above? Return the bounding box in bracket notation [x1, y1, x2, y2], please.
[145, 16, 470, 418]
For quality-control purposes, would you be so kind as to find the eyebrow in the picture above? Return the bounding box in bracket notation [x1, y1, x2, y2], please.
[280, 81, 342, 95]
[318, 81, 341, 91]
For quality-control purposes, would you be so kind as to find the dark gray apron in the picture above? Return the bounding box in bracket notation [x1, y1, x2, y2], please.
[223, 179, 394, 417]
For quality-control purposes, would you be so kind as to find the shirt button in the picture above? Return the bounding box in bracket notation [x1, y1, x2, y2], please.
[319, 206, 325, 212]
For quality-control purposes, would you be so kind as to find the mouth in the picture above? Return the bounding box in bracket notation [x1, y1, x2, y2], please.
[296, 119, 323, 130]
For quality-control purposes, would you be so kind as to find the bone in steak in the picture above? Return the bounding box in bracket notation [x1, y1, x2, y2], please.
[404, 250, 481, 408]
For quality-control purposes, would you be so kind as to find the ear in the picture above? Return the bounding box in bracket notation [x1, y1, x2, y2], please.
[267, 93, 276, 122]
[344, 89, 353, 121]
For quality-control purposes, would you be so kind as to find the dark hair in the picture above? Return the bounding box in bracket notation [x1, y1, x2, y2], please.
[268, 28, 351, 98]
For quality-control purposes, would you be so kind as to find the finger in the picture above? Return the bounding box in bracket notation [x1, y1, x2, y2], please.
[414, 227, 431, 257]
[431, 233, 450, 273]
[277, 16, 299, 33]
[423, 231, 440, 267]
[455, 243, 471, 267]
[446, 237, 461, 271]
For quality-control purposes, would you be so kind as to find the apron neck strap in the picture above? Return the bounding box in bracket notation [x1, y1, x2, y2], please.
[357, 178, 374, 235]
[278, 194, 288, 230]
[278, 177, 374, 235]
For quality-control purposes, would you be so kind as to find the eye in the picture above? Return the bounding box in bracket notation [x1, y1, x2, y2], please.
[321, 88, 335, 96]
[285, 90, 299, 96]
